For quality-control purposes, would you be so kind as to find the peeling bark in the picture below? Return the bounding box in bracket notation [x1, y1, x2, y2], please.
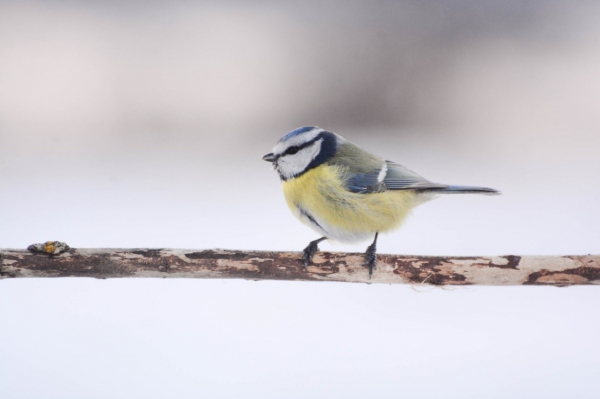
[1, 246, 599, 286]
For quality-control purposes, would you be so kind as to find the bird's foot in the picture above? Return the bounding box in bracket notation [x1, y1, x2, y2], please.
[364, 242, 377, 278]
[302, 241, 321, 268]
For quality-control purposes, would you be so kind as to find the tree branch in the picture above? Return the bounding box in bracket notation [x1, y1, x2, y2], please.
[1, 243, 599, 286]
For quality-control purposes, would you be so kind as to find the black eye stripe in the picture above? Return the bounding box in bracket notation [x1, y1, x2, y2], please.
[282, 138, 318, 156]
[285, 146, 300, 155]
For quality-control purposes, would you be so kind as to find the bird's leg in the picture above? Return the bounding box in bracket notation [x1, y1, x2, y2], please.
[302, 237, 327, 268]
[365, 232, 379, 278]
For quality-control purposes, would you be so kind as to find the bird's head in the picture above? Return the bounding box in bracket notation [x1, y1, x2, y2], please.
[263, 126, 339, 180]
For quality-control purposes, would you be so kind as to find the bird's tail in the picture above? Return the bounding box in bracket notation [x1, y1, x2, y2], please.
[424, 185, 500, 195]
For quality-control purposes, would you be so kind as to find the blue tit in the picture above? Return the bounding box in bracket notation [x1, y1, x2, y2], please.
[262, 126, 499, 276]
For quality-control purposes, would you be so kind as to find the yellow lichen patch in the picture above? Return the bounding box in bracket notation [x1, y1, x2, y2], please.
[27, 241, 70, 256]
[43, 241, 56, 254]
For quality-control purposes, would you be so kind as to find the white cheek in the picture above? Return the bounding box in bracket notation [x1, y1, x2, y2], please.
[277, 139, 323, 179]
[278, 152, 312, 179]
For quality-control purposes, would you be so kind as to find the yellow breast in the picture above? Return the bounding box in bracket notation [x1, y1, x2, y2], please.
[282, 164, 421, 242]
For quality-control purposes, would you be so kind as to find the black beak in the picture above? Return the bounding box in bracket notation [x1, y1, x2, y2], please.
[262, 153, 275, 162]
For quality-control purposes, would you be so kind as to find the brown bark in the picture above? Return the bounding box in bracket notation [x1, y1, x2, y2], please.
[1, 243, 599, 286]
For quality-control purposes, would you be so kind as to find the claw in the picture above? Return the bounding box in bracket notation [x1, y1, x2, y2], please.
[364, 233, 379, 278]
[302, 237, 327, 269]
[365, 245, 377, 278]
[302, 242, 319, 268]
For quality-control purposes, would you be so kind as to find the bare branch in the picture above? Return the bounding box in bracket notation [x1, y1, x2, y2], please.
[1, 245, 599, 286]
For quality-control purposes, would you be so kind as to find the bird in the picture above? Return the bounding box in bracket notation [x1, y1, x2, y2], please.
[262, 126, 499, 277]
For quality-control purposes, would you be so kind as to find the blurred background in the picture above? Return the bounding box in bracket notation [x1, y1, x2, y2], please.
[1, 1, 599, 398]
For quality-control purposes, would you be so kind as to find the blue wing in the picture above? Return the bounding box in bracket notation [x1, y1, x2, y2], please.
[345, 171, 383, 193]
[329, 141, 496, 195]
[345, 161, 448, 193]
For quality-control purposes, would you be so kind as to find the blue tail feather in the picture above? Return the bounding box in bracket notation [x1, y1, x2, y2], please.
[427, 185, 500, 195]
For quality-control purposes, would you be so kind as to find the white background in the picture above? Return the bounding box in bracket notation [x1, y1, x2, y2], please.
[1, 1, 600, 398]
